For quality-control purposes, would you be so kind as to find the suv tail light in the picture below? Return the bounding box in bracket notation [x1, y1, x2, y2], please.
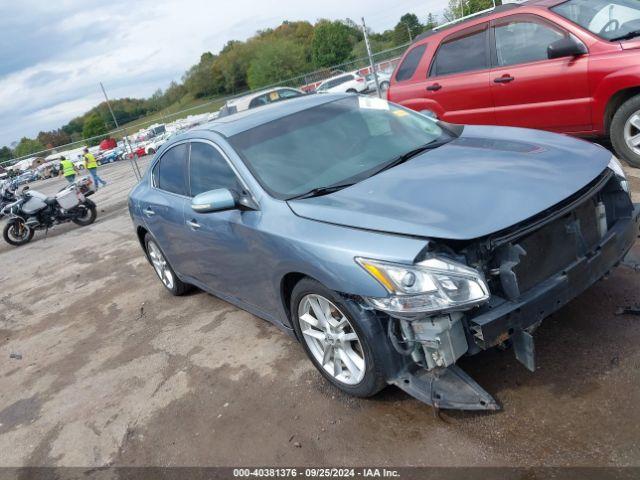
[356, 77, 364, 82]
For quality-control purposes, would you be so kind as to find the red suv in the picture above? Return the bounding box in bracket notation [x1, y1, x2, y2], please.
[387, 0, 640, 167]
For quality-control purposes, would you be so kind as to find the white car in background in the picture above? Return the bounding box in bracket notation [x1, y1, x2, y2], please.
[315, 73, 368, 94]
[144, 132, 172, 155]
[364, 71, 392, 92]
[218, 87, 305, 117]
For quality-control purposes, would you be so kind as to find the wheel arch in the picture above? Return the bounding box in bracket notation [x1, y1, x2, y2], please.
[279, 271, 311, 333]
[136, 225, 149, 253]
[604, 86, 640, 134]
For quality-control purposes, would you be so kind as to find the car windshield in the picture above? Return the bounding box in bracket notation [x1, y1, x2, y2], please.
[228, 96, 449, 199]
[552, 0, 640, 40]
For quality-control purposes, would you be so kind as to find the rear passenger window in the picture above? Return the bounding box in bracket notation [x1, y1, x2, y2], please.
[395, 44, 427, 81]
[157, 144, 188, 195]
[431, 26, 488, 76]
[189, 142, 241, 197]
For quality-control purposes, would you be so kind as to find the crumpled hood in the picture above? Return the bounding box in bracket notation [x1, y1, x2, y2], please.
[288, 125, 611, 240]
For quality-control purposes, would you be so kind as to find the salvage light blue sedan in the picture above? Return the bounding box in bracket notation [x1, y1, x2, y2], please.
[129, 93, 640, 411]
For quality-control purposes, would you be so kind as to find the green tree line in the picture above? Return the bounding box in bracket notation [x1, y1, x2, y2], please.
[2, 6, 503, 163]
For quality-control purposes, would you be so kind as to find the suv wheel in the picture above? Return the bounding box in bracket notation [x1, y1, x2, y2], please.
[291, 278, 386, 397]
[610, 94, 640, 167]
[144, 234, 191, 295]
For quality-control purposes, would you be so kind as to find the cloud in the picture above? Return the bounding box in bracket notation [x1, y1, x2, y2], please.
[0, 0, 443, 145]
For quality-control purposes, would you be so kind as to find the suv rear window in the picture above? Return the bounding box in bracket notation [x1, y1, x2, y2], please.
[395, 44, 427, 82]
[431, 26, 489, 77]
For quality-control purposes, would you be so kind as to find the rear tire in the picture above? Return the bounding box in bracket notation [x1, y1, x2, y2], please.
[291, 278, 387, 398]
[71, 202, 97, 226]
[346, 89, 357, 94]
[610, 94, 640, 167]
[3, 219, 34, 246]
[144, 234, 191, 296]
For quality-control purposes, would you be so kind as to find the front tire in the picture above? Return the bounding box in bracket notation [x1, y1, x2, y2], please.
[291, 278, 386, 398]
[3, 219, 34, 246]
[144, 234, 191, 296]
[610, 94, 640, 167]
[346, 88, 357, 94]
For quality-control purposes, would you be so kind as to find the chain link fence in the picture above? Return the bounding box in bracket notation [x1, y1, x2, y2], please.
[0, 43, 409, 176]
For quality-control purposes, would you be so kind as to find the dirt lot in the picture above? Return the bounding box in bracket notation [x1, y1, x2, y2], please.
[0, 158, 639, 468]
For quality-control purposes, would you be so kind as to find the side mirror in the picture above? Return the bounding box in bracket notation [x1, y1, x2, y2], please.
[191, 188, 238, 213]
[547, 37, 587, 60]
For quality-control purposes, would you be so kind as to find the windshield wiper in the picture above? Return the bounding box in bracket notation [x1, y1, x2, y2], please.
[287, 182, 356, 200]
[610, 29, 640, 41]
[367, 139, 450, 178]
[287, 137, 451, 201]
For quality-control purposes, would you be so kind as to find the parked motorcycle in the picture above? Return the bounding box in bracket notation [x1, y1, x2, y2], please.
[1, 176, 97, 247]
[0, 180, 17, 217]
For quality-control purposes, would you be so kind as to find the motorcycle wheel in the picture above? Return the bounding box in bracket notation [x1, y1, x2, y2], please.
[71, 202, 97, 226]
[3, 219, 34, 246]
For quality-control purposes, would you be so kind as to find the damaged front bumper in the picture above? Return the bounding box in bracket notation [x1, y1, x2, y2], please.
[469, 203, 640, 369]
[387, 203, 640, 411]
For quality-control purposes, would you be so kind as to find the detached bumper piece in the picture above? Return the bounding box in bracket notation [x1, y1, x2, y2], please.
[387, 313, 499, 411]
[390, 365, 499, 411]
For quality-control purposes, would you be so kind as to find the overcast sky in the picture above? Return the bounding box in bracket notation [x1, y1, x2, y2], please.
[0, 0, 445, 146]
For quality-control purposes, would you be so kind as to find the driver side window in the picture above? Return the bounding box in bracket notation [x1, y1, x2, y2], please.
[494, 17, 566, 67]
[189, 142, 242, 197]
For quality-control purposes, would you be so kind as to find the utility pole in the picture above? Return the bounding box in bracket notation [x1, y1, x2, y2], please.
[404, 22, 413, 42]
[99, 82, 141, 180]
[361, 17, 381, 99]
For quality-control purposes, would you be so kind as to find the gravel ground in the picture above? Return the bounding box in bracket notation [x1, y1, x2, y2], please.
[0, 156, 639, 468]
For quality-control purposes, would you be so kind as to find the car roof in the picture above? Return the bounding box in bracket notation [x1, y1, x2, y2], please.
[412, 0, 565, 43]
[194, 93, 348, 137]
[318, 72, 359, 86]
[226, 86, 303, 109]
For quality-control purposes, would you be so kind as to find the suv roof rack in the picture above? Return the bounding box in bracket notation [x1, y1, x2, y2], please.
[413, 3, 523, 43]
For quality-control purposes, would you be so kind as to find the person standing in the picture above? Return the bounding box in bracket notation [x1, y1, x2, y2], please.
[59, 156, 77, 183]
[83, 148, 107, 190]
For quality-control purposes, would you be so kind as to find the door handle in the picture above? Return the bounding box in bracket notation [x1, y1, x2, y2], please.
[494, 75, 515, 84]
[186, 219, 201, 230]
[426, 83, 442, 91]
[143, 207, 155, 217]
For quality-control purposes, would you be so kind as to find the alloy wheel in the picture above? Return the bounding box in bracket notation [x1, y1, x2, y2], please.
[298, 294, 365, 385]
[147, 241, 174, 290]
[624, 110, 640, 156]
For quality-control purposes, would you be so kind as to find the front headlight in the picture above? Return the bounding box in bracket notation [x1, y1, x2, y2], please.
[608, 155, 628, 192]
[356, 256, 490, 315]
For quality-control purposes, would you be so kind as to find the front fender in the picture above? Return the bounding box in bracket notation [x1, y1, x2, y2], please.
[592, 64, 640, 131]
